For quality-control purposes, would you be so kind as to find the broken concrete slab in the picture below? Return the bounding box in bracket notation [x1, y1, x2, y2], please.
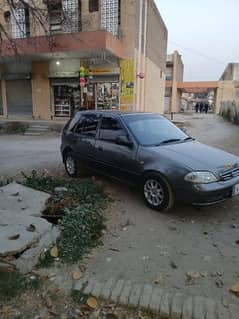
[0, 181, 50, 217]
[13, 226, 60, 274]
[0, 182, 59, 272]
[0, 214, 53, 257]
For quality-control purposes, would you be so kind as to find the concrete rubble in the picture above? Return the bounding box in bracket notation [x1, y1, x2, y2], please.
[0, 182, 59, 273]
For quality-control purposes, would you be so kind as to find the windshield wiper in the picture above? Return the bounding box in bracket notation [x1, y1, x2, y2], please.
[155, 138, 182, 146]
[183, 137, 195, 141]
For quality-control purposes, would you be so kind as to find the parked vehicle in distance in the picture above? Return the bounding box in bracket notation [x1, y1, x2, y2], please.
[61, 111, 239, 211]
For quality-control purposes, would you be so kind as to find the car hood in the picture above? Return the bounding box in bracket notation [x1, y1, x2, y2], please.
[150, 141, 239, 173]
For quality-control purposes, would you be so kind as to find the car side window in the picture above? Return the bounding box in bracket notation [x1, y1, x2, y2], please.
[74, 114, 99, 137]
[99, 117, 126, 142]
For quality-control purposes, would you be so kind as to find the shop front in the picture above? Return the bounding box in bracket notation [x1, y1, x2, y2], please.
[50, 64, 120, 118]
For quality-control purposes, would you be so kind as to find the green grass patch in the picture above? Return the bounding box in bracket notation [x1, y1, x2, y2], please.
[0, 271, 41, 301]
[22, 171, 107, 216]
[22, 171, 108, 265]
[0, 122, 28, 135]
[58, 204, 105, 263]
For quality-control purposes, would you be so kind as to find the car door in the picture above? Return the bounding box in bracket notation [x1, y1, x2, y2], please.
[94, 115, 141, 183]
[73, 113, 100, 167]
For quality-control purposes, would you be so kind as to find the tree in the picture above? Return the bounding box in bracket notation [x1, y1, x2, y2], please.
[0, 0, 79, 56]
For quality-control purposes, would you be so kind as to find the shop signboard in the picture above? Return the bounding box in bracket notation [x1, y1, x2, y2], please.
[92, 68, 120, 75]
[120, 59, 134, 110]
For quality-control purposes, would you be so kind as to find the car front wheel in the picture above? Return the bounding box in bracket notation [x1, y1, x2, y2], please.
[64, 152, 78, 177]
[143, 173, 174, 211]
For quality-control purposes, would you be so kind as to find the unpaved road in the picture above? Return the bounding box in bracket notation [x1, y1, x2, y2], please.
[86, 113, 239, 305]
[0, 133, 62, 179]
[1, 113, 239, 305]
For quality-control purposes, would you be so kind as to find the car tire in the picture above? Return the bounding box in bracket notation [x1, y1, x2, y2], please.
[64, 152, 79, 177]
[142, 173, 174, 212]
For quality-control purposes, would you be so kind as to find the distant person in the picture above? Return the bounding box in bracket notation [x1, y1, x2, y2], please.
[199, 103, 204, 113]
[195, 103, 199, 113]
[205, 103, 209, 114]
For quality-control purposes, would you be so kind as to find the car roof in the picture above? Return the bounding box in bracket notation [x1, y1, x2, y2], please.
[75, 110, 165, 118]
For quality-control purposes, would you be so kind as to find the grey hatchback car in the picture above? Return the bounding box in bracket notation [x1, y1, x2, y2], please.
[61, 111, 239, 211]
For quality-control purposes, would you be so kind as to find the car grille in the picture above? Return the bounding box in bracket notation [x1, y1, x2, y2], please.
[220, 167, 239, 181]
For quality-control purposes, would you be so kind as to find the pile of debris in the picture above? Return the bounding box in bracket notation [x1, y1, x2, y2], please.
[0, 182, 59, 274]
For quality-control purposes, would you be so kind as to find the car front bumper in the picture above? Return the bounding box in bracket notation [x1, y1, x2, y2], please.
[175, 176, 239, 206]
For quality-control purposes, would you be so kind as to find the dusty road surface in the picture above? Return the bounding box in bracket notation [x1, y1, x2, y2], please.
[0, 133, 62, 179]
[85, 113, 239, 305]
[1, 113, 239, 305]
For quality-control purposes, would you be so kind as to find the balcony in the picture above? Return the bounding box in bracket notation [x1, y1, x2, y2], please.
[0, 30, 125, 61]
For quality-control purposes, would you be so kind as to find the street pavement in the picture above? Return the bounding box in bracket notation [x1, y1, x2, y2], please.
[1, 113, 239, 309]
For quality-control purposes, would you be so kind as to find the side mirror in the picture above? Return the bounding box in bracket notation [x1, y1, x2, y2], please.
[115, 135, 133, 147]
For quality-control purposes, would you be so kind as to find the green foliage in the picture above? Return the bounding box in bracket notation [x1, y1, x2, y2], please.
[0, 271, 41, 301]
[36, 249, 55, 268]
[22, 170, 106, 216]
[0, 123, 28, 135]
[58, 203, 105, 263]
[22, 171, 107, 264]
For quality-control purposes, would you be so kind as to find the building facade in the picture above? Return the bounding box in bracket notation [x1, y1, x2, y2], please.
[0, 0, 167, 120]
[218, 63, 239, 124]
[164, 50, 184, 113]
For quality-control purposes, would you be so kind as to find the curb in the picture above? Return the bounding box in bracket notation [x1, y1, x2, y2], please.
[72, 276, 239, 319]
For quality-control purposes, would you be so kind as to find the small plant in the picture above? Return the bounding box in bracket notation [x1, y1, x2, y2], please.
[0, 271, 41, 300]
[0, 122, 28, 135]
[21, 171, 108, 264]
[22, 170, 107, 216]
[58, 203, 106, 263]
[36, 249, 55, 268]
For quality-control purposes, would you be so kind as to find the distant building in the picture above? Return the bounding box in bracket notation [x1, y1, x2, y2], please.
[0, 0, 167, 120]
[164, 51, 184, 113]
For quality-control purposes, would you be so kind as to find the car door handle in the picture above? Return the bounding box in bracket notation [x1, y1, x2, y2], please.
[96, 146, 103, 151]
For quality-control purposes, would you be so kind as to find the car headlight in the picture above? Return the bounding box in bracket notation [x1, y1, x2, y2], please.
[184, 171, 218, 184]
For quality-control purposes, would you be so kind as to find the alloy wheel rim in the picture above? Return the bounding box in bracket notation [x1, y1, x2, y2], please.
[66, 156, 76, 175]
[144, 179, 164, 206]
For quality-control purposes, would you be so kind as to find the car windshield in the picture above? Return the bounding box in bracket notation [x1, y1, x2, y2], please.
[123, 114, 189, 146]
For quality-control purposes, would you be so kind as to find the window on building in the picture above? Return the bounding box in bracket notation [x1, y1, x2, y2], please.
[89, 0, 99, 12]
[101, 0, 120, 37]
[62, 0, 80, 33]
[48, 0, 80, 34]
[12, 5, 30, 39]
[4, 11, 11, 23]
[48, 0, 62, 33]
[99, 117, 126, 142]
[75, 114, 100, 137]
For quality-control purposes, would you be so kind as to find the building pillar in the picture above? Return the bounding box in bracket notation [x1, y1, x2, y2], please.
[170, 52, 178, 113]
[1, 79, 8, 118]
[31, 62, 51, 120]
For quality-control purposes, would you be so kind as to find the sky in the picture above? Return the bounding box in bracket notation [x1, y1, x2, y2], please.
[155, 0, 239, 81]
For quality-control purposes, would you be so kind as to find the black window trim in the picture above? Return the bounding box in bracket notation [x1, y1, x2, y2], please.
[73, 113, 101, 138]
[89, 0, 99, 13]
[97, 114, 137, 147]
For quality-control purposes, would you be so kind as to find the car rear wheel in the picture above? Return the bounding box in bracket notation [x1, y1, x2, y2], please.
[64, 152, 78, 177]
[143, 173, 174, 211]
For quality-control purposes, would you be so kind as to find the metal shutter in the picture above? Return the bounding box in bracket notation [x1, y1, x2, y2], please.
[6, 80, 32, 115]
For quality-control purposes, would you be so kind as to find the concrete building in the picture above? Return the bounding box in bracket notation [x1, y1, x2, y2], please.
[165, 51, 219, 114]
[0, 0, 167, 120]
[164, 51, 184, 113]
[218, 63, 239, 124]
